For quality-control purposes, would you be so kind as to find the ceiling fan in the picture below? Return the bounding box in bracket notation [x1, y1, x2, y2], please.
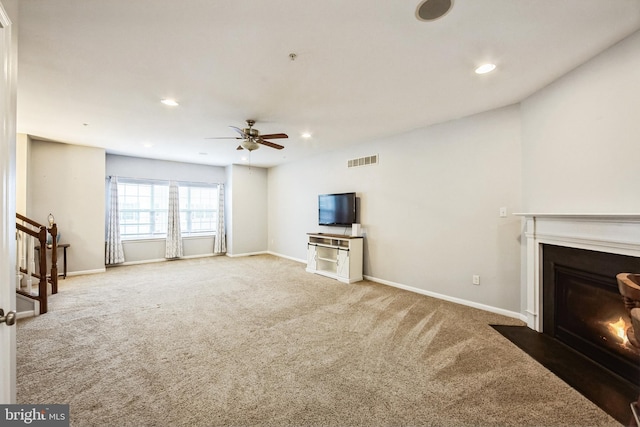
[207, 119, 288, 151]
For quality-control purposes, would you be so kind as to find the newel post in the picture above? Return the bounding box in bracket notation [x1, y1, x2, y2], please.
[49, 223, 58, 294]
[38, 226, 48, 314]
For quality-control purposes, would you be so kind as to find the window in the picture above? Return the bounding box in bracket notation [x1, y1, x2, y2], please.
[118, 180, 169, 239]
[179, 185, 218, 236]
[117, 179, 218, 240]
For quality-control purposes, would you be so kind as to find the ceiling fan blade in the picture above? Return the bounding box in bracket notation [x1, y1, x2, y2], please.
[230, 126, 247, 138]
[236, 145, 244, 150]
[258, 133, 288, 139]
[204, 136, 242, 139]
[257, 139, 284, 150]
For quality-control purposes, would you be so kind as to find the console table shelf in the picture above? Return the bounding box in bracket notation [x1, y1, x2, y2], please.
[306, 233, 363, 283]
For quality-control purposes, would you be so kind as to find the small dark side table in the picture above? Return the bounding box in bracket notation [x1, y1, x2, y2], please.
[35, 243, 70, 278]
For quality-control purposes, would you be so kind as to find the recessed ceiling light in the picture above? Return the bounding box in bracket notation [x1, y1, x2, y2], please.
[475, 63, 496, 74]
[160, 98, 179, 106]
[143, 143, 153, 148]
[301, 132, 312, 139]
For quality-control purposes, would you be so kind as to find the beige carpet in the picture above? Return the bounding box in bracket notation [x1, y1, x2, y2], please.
[17, 255, 619, 427]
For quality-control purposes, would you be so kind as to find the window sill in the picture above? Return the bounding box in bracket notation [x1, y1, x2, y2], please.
[122, 235, 215, 243]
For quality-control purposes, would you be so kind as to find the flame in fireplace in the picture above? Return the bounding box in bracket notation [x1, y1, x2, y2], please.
[608, 317, 629, 345]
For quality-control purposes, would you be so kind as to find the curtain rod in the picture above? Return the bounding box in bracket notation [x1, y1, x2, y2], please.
[107, 175, 222, 186]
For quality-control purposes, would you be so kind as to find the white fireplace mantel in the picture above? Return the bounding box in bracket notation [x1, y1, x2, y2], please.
[514, 213, 640, 332]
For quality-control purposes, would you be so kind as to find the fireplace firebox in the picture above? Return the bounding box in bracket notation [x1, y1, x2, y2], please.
[543, 244, 640, 386]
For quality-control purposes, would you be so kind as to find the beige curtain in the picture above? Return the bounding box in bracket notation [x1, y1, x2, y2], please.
[214, 183, 226, 254]
[165, 181, 183, 259]
[105, 176, 125, 264]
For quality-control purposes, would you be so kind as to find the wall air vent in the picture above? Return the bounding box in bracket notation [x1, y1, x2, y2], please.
[348, 154, 378, 168]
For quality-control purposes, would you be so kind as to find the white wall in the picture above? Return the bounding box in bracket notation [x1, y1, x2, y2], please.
[106, 154, 227, 263]
[29, 139, 106, 274]
[15, 133, 28, 215]
[25, 150, 262, 270]
[226, 164, 268, 256]
[521, 30, 640, 213]
[518, 29, 640, 320]
[116, 236, 216, 264]
[269, 105, 523, 314]
[106, 154, 226, 183]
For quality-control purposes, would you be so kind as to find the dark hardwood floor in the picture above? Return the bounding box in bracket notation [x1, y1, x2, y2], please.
[492, 325, 640, 427]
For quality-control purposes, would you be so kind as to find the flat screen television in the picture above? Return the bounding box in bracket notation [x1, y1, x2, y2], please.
[318, 192, 357, 226]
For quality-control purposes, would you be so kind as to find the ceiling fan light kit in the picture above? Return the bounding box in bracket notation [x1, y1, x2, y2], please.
[208, 119, 288, 152]
[239, 139, 260, 151]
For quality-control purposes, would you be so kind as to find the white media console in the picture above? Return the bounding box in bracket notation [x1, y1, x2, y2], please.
[306, 233, 363, 283]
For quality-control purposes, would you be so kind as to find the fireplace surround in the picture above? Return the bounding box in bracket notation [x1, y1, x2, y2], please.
[518, 214, 640, 379]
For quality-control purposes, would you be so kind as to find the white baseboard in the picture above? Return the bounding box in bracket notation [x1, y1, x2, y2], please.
[267, 251, 306, 264]
[67, 268, 106, 276]
[117, 253, 219, 267]
[364, 274, 524, 321]
[104, 251, 528, 323]
[226, 251, 268, 258]
[268, 252, 524, 321]
[119, 258, 165, 266]
[16, 310, 36, 319]
[16, 292, 40, 317]
[183, 253, 217, 259]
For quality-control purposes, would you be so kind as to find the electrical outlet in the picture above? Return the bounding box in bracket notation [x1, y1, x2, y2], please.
[472, 275, 480, 285]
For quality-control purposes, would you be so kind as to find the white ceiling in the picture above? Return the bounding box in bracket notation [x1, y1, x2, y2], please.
[16, 0, 640, 168]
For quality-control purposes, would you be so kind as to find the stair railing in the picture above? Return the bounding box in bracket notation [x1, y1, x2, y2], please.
[16, 213, 58, 314]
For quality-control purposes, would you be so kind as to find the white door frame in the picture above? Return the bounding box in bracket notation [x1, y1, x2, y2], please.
[0, 0, 17, 404]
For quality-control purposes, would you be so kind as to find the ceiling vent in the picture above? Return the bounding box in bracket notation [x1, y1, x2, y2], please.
[348, 154, 378, 168]
[416, 0, 453, 21]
